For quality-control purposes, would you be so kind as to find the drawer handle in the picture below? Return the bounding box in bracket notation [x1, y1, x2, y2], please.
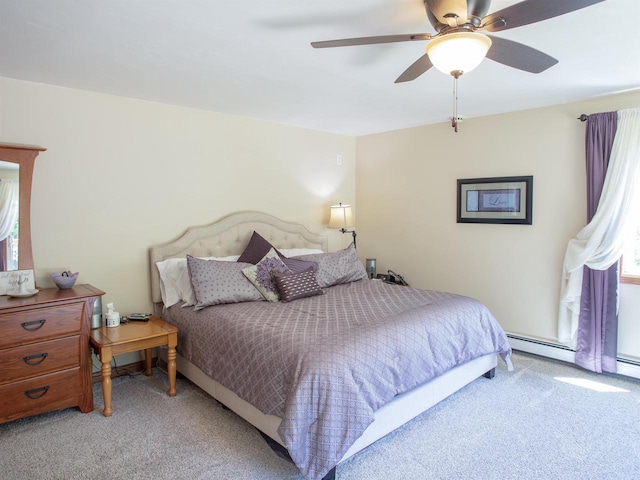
[24, 386, 50, 400]
[20, 319, 46, 331]
[23, 353, 48, 365]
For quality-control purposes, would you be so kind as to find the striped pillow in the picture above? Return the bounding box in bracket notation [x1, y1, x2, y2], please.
[273, 267, 323, 303]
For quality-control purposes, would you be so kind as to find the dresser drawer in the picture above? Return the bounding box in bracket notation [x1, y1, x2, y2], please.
[0, 303, 84, 348]
[0, 336, 81, 385]
[0, 368, 82, 422]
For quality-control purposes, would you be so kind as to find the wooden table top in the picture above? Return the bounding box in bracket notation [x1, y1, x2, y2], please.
[90, 315, 177, 348]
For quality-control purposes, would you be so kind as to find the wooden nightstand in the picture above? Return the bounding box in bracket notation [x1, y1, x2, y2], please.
[89, 315, 177, 417]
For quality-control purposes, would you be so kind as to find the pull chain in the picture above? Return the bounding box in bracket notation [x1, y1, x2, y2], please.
[451, 70, 462, 133]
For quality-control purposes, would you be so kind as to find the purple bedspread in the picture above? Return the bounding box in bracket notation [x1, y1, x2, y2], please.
[164, 279, 511, 479]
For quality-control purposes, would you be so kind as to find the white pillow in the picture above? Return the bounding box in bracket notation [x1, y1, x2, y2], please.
[279, 248, 324, 257]
[156, 255, 239, 307]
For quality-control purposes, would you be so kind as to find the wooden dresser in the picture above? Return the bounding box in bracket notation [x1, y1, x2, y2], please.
[0, 284, 104, 423]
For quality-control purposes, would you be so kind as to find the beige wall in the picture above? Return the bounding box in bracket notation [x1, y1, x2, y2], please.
[356, 91, 640, 360]
[0, 77, 356, 314]
[1, 76, 637, 361]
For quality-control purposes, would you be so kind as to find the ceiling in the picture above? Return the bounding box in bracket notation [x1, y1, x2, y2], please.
[1, 0, 638, 136]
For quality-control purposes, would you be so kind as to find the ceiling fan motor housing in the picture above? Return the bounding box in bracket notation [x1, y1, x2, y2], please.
[425, 0, 492, 31]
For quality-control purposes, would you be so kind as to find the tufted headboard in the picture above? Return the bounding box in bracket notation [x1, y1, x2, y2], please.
[149, 211, 328, 306]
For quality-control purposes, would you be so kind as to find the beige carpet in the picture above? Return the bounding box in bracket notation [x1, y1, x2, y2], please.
[2, 351, 639, 479]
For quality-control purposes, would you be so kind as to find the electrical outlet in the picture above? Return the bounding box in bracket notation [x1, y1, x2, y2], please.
[336, 154, 343, 166]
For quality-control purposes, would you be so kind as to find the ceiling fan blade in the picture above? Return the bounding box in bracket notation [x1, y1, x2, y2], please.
[395, 53, 434, 83]
[483, 0, 605, 32]
[485, 35, 558, 73]
[311, 33, 431, 48]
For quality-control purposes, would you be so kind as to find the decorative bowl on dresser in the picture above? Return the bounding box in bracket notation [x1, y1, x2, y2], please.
[0, 284, 105, 423]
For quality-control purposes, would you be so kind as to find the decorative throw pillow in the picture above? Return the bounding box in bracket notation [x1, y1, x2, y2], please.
[186, 256, 263, 310]
[292, 243, 367, 288]
[273, 267, 323, 303]
[242, 249, 292, 302]
[237, 231, 282, 264]
[281, 257, 318, 274]
[236, 231, 319, 275]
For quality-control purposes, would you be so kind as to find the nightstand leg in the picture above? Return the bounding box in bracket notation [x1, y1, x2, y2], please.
[144, 348, 152, 376]
[167, 345, 177, 397]
[99, 349, 113, 417]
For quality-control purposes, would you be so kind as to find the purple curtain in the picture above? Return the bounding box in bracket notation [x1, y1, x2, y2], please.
[575, 112, 618, 373]
[0, 238, 6, 270]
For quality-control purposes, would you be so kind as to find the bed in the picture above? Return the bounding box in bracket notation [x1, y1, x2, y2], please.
[149, 211, 512, 480]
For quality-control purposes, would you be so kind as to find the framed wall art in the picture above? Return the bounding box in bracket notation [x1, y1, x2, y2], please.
[0, 269, 36, 295]
[457, 176, 533, 225]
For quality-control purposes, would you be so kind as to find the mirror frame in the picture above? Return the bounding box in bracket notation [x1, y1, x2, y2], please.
[0, 143, 46, 272]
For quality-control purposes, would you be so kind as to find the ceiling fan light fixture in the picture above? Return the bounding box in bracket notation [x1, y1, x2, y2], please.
[425, 32, 492, 76]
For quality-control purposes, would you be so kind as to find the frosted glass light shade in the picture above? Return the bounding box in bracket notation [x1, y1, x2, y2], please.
[328, 203, 354, 229]
[425, 32, 492, 75]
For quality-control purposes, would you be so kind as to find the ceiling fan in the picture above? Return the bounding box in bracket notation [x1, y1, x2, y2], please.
[312, 0, 606, 131]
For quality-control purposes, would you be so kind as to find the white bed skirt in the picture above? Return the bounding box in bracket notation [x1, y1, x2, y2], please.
[173, 352, 497, 464]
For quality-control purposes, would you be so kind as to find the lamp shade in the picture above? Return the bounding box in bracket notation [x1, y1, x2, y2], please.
[425, 32, 492, 75]
[328, 203, 354, 230]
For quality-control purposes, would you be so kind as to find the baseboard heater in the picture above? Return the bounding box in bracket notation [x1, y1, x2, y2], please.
[507, 333, 640, 381]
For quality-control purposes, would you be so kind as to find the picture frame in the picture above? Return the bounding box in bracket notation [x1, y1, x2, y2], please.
[0, 269, 36, 295]
[457, 176, 533, 225]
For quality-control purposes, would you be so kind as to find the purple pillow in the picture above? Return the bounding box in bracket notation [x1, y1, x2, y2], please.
[186, 255, 263, 310]
[238, 231, 282, 264]
[292, 243, 367, 288]
[241, 249, 292, 302]
[273, 267, 323, 303]
[282, 257, 318, 273]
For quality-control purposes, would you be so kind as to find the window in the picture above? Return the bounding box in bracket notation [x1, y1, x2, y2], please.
[621, 221, 640, 285]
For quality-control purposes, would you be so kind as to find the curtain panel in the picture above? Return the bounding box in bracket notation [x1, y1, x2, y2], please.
[577, 112, 618, 373]
[558, 108, 640, 358]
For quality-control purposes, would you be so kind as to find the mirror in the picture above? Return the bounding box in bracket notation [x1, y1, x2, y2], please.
[0, 144, 45, 272]
[0, 160, 20, 270]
